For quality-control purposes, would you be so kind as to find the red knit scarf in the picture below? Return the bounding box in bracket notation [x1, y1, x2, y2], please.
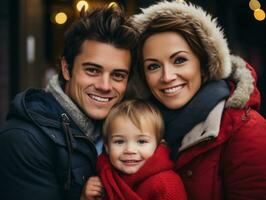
[96, 144, 174, 200]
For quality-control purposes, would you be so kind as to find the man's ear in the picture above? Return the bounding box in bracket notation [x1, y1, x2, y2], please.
[104, 144, 109, 154]
[61, 58, 70, 81]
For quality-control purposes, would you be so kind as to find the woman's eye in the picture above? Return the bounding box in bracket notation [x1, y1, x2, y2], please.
[174, 57, 187, 64]
[112, 72, 128, 82]
[146, 63, 160, 71]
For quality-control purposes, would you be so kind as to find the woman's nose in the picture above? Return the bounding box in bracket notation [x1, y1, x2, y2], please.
[161, 65, 177, 83]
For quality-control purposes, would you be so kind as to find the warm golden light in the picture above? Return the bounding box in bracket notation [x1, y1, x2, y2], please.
[249, 0, 261, 11]
[254, 9, 265, 21]
[108, 2, 118, 9]
[76, 0, 89, 12]
[55, 12, 67, 25]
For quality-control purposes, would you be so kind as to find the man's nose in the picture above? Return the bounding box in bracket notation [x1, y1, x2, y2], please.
[95, 74, 112, 92]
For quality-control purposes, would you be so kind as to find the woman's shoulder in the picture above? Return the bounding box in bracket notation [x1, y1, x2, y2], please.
[222, 107, 266, 135]
[221, 108, 266, 159]
[221, 109, 266, 199]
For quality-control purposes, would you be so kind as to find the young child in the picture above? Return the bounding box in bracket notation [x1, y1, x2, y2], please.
[81, 100, 187, 200]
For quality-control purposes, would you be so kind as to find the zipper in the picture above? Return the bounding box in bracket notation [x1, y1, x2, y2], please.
[61, 113, 98, 172]
[61, 113, 70, 124]
[61, 113, 76, 151]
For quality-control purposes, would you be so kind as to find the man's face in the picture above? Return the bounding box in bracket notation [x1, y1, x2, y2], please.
[62, 40, 131, 120]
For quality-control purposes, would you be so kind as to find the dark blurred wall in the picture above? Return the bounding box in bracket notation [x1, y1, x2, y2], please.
[0, 0, 10, 122]
[18, 0, 46, 90]
[0, 0, 47, 123]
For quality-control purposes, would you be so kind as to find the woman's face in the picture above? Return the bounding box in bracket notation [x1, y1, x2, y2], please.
[143, 32, 202, 109]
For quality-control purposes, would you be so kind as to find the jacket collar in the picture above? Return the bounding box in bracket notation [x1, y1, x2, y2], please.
[46, 75, 102, 141]
[179, 101, 225, 152]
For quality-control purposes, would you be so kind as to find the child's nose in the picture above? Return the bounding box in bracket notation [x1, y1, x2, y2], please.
[124, 143, 137, 154]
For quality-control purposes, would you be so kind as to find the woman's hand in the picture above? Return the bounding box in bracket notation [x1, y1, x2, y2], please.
[80, 176, 104, 200]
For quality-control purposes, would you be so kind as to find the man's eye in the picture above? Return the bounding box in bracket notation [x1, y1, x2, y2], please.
[146, 63, 160, 71]
[174, 57, 187, 64]
[112, 72, 128, 81]
[86, 67, 100, 75]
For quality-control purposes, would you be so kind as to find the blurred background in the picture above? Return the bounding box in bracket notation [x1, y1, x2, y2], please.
[0, 0, 265, 123]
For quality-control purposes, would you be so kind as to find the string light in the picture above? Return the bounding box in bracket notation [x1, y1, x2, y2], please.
[249, 0, 265, 21]
[254, 8, 266, 21]
[108, 2, 118, 9]
[76, 0, 89, 12]
[249, 0, 261, 11]
[55, 12, 67, 25]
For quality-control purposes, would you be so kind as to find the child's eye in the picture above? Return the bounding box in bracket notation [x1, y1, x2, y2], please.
[113, 140, 124, 145]
[137, 139, 148, 145]
[174, 57, 187, 64]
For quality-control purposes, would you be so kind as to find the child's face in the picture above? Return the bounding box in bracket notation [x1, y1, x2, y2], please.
[105, 116, 158, 174]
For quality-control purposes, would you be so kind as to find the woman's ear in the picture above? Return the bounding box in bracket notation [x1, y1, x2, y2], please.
[61, 58, 70, 81]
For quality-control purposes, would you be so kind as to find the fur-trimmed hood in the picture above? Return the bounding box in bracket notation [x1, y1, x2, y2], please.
[131, 0, 260, 109]
[131, 0, 231, 80]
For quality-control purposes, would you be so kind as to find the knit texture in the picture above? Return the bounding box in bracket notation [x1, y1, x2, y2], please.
[97, 145, 187, 200]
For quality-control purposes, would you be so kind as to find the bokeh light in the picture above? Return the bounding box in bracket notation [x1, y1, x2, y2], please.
[254, 8, 265, 21]
[76, 0, 89, 12]
[249, 0, 261, 11]
[108, 2, 118, 9]
[55, 12, 67, 25]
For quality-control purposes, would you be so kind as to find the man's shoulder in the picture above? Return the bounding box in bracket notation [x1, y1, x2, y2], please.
[0, 117, 39, 134]
[0, 118, 51, 147]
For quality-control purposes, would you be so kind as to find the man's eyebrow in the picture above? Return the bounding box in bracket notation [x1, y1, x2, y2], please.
[81, 62, 102, 68]
[113, 69, 129, 74]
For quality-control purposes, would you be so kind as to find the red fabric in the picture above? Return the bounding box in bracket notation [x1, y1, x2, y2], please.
[175, 63, 266, 200]
[97, 144, 187, 200]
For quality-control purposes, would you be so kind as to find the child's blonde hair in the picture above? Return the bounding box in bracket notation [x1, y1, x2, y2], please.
[103, 99, 164, 144]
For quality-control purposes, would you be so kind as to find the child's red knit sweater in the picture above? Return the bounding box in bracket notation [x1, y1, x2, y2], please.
[97, 144, 187, 200]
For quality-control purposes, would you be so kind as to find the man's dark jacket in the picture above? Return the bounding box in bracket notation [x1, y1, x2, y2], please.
[0, 89, 98, 200]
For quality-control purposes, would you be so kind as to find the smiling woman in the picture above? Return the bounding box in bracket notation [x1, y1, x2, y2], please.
[143, 32, 202, 109]
[131, 1, 266, 199]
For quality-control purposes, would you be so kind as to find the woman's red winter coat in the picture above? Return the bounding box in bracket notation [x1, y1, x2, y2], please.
[175, 63, 266, 200]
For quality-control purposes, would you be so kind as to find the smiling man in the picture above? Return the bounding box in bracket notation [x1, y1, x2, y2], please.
[0, 6, 138, 200]
[62, 39, 131, 120]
